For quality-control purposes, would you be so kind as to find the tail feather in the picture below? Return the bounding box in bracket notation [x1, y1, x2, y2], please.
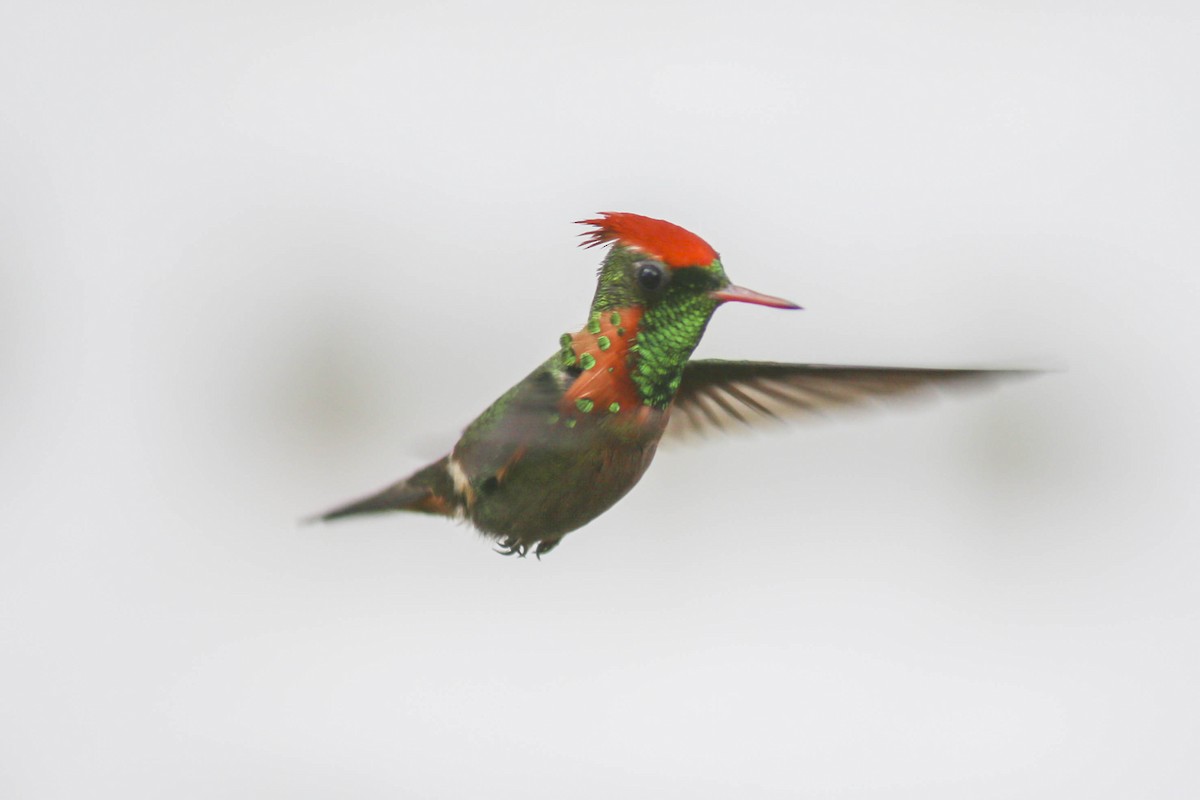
[310, 456, 458, 523]
[313, 481, 433, 522]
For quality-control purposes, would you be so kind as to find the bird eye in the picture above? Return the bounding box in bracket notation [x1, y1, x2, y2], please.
[635, 261, 667, 291]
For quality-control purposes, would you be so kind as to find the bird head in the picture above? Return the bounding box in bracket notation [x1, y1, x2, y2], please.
[577, 212, 800, 313]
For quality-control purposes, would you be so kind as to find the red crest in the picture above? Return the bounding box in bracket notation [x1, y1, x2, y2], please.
[577, 212, 718, 268]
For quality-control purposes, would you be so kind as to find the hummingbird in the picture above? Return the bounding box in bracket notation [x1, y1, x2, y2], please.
[316, 212, 1019, 557]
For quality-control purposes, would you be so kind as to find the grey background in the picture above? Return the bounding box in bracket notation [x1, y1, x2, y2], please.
[3, 1, 1198, 797]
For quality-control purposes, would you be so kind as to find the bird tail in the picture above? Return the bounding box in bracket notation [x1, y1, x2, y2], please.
[309, 457, 459, 523]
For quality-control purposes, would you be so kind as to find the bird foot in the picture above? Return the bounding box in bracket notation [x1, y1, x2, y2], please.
[493, 535, 562, 559]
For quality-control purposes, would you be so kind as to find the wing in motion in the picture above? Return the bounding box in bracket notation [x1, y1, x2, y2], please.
[667, 360, 1031, 438]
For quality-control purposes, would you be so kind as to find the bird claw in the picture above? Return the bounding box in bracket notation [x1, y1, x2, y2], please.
[494, 536, 527, 558]
[534, 538, 561, 559]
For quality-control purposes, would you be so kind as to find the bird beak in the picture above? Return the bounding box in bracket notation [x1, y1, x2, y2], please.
[710, 285, 802, 310]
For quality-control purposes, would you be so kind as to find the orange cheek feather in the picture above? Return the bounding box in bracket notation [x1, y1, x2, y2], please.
[561, 307, 644, 418]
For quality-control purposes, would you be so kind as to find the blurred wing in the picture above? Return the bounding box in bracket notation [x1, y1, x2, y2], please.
[667, 360, 1030, 439]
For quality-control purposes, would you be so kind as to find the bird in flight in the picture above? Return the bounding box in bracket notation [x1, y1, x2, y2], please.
[315, 212, 1022, 557]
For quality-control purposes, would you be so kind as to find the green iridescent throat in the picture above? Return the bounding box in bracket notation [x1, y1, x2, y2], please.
[628, 282, 719, 408]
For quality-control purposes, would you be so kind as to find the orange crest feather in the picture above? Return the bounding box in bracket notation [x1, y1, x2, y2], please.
[577, 212, 718, 268]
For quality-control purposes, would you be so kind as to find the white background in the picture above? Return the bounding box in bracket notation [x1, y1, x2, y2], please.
[3, 1, 1198, 797]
